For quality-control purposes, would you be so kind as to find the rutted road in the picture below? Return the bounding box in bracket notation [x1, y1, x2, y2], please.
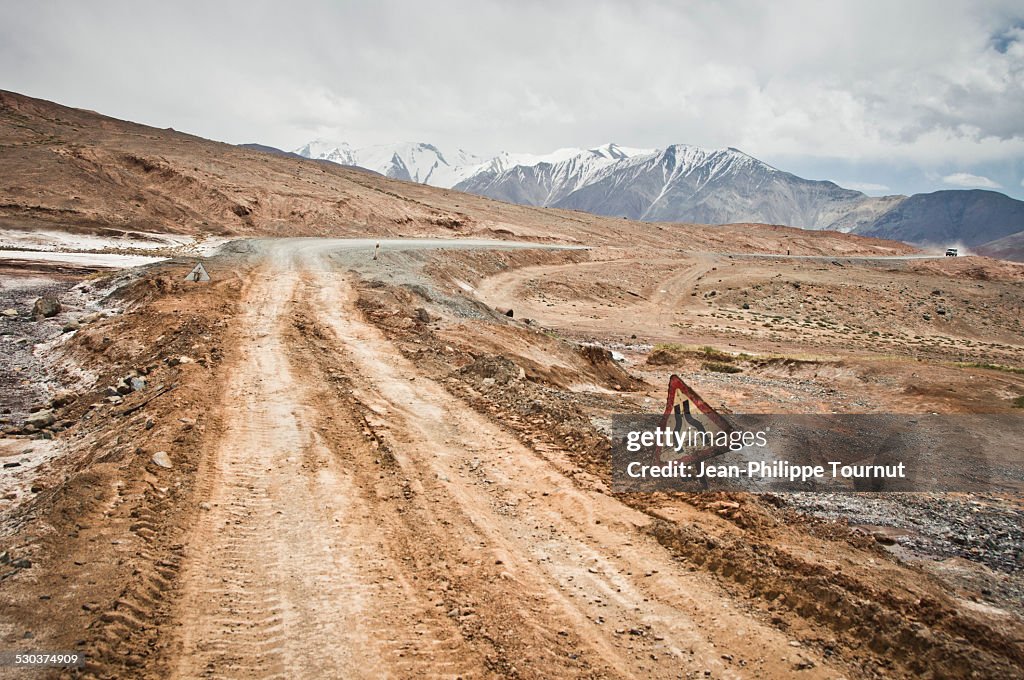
[166, 239, 840, 678]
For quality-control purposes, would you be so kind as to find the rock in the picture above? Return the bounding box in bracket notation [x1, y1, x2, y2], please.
[61, 321, 81, 333]
[460, 354, 520, 385]
[50, 390, 77, 408]
[144, 417, 154, 430]
[31, 297, 61, 319]
[129, 377, 146, 392]
[151, 451, 173, 469]
[24, 410, 55, 429]
[415, 307, 432, 323]
[116, 384, 132, 396]
[168, 356, 193, 366]
[872, 531, 897, 546]
[107, 395, 123, 405]
[1, 308, 18, 317]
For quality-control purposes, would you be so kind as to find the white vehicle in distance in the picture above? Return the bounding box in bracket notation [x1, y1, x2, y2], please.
[945, 247, 958, 257]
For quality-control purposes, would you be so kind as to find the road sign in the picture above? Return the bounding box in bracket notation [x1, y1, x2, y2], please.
[185, 262, 210, 282]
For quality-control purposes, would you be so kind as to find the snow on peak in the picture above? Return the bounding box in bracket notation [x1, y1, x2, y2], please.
[294, 139, 355, 165]
[291, 139, 721, 189]
[292, 140, 487, 186]
[588, 143, 655, 161]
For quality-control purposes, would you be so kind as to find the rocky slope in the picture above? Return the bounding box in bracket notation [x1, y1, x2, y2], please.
[296, 139, 1023, 253]
[976, 229, 1024, 262]
[0, 90, 645, 244]
[856, 189, 1024, 247]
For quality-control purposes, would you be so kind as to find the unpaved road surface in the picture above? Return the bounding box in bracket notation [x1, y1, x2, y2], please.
[167, 239, 834, 678]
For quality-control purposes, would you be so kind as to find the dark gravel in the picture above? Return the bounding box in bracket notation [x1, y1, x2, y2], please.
[784, 491, 1024, 616]
[0, 263, 98, 424]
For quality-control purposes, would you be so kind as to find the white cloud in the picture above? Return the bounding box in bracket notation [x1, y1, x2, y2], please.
[941, 172, 1003, 188]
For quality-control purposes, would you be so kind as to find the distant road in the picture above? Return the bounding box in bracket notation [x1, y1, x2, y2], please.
[712, 252, 959, 262]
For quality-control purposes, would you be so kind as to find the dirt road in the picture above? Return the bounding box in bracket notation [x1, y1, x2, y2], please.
[165, 240, 838, 678]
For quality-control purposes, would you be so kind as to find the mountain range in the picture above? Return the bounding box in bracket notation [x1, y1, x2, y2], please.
[293, 139, 1024, 259]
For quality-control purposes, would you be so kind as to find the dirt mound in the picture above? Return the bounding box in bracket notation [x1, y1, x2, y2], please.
[578, 344, 646, 390]
[459, 353, 524, 385]
[0, 258, 243, 676]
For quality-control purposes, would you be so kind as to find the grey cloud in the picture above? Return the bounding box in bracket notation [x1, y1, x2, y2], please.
[0, 0, 1022, 198]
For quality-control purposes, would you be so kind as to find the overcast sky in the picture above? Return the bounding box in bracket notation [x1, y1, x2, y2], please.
[3, 0, 1023, 198]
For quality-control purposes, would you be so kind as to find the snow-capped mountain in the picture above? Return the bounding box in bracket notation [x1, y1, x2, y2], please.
[294, 140, 485, 186]
[293, 138, 897, 230]
[294, 140, 357, 165]
[456, 144, 897, 231]
[291, 141, 653, 190]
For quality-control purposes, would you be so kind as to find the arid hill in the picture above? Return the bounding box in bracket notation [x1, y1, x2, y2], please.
[1, 89, 916, 257]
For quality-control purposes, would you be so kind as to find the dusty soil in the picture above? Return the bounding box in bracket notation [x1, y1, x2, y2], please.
[0, 238, 1021, 679]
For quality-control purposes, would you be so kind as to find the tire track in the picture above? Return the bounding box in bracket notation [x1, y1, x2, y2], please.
[168, 262, 484, 679]
[302, 257, 844, 679]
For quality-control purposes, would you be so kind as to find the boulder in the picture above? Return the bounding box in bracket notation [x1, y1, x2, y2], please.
[50, 391, 77, 408]
[25, 410, 55, 429]
[31, 297, 61, 319]
[151, 451, 173, 469]
[1, 308, 18, 318]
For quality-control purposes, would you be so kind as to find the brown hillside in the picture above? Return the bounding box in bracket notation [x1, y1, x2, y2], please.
[0, 89, 918, 256]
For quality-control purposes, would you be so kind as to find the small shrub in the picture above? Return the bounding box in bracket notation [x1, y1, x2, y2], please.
[703, 361, 742, 374]
[698, 346, 735, 362]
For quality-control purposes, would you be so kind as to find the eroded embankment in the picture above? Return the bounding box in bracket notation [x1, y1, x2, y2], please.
[0, 258, 246, 677]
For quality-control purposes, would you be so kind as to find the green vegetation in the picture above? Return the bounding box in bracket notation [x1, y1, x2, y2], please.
[952, 362, 1024, 376]
[1012, 396, 1024, 408]
[648, 343, 829, 370]
[703, 361, 743, 374]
